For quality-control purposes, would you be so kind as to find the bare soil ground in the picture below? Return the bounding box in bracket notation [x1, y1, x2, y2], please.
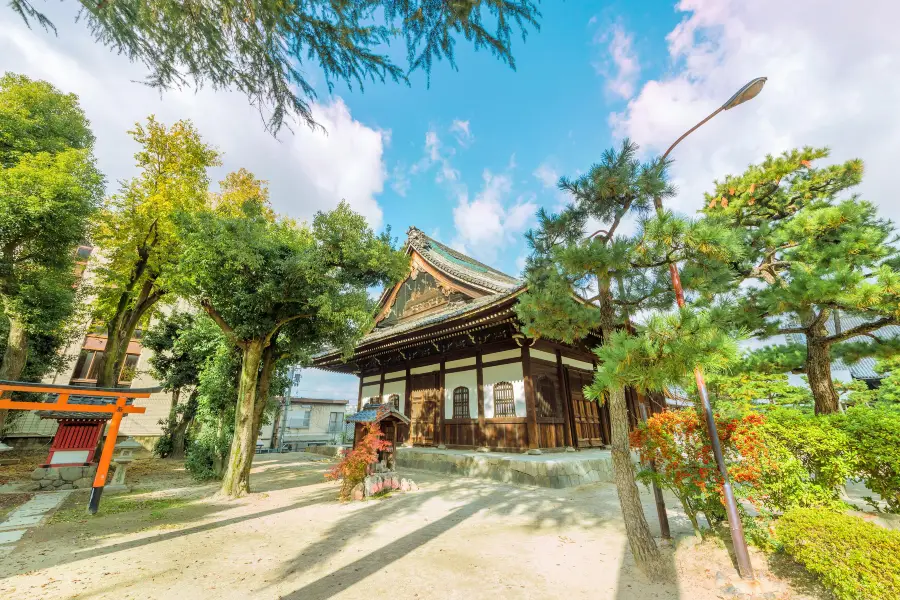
[0, 453, 830, 600]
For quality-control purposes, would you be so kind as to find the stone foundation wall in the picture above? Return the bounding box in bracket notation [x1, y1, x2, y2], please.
[395, 448, 616, 489]
[305, 445, 349, 458]
[27, 465, 97, 491]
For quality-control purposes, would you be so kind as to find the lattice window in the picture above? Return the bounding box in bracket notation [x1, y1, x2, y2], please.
[493, 381, 516, 417]
[536, 374, 558, 417]
[452, 387, 470, 419]
[388, 394, 400, 410]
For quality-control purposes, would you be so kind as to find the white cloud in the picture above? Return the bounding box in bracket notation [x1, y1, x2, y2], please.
[412, 129, 460, 184]
[1, 3, 387, 228]
[594, 24, 641, 100]
[390, 162, 411, 196]
[533, 162, 560, 189]
[610, 0, 900, 224]
[450, 119, 474, 146]
[451, 170, 537, 264]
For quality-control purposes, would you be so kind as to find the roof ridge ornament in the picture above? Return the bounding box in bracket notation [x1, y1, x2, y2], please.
[406, 226, 428, 249]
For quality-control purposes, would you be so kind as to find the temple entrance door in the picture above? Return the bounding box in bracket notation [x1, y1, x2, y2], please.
[566, 368, 607, 447]
[409, 372, 439, 446]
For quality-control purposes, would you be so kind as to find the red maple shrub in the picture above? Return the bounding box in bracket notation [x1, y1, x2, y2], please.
[630, 409, 771, 535]
[325, 424, 391, 500]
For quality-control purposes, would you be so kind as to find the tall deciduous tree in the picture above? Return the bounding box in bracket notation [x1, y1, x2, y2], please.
[0, 73, 102, 431]
[10, 1, 540, 134]
[91, 117, 220, 388]
[175, 173, 406, 497]
[704, 148, 900, 414]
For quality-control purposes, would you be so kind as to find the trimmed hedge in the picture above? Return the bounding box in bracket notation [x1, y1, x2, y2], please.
[777, 508, 900, 600]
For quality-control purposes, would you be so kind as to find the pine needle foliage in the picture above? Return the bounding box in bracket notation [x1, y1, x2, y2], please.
[9, 1, 540, 134]
[702, 147, 900, 413]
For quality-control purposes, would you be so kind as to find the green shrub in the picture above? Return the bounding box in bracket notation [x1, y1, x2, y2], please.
[777, 508, 900, 600]
[833, 405, 900, 512]
[756, 408, 855, 512]
[184, 428, 228, 481]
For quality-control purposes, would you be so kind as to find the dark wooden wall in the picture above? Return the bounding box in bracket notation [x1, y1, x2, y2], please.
[360, 338, 651, 452]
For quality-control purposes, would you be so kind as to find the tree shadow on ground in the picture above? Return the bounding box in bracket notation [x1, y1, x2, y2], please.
[0, 454, 341, 579]
[766, 551, 833, 599]
[266, 470, 689, 599]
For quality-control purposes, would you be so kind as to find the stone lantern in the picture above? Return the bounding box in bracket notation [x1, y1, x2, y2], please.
[108, 437, 142, 491]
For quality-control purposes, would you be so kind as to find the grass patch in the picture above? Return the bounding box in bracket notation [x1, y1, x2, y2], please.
[49, 495, 192, 524]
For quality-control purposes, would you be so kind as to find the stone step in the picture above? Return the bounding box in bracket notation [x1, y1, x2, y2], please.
[395, 447, 616, 488]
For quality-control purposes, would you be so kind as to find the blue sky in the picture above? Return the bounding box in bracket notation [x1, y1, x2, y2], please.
[4, 0, 899, 399]
[340, 0, 683, 276]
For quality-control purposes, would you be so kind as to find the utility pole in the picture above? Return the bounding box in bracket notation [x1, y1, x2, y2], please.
[277, 365, 295, 452]
[652, 77, 767, 579]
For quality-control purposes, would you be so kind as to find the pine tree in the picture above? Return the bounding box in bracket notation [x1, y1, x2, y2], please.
[516, 141, 689, 581]
[703, 148, 900, 414]
[10, 1, 540, 134]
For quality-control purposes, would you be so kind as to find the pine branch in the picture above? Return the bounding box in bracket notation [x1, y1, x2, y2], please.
[827, 316, 897, 343]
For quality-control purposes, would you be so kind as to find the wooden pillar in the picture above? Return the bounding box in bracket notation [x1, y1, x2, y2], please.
[556, 349, 574, 448]
[437, 359, 446, 446]
[522, 345, 539, 449]
[476, 349, 486, 447]
[88, 397, 126, 515]
[404, 362, 412, 419]
[357, 376, 364, 412]
[379, 370, 385, 398]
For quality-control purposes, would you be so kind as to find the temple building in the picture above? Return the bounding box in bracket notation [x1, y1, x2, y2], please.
[315, 227, 656, 452]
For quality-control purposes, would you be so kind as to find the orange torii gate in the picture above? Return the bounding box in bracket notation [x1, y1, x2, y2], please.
[0, 380, 156, 514]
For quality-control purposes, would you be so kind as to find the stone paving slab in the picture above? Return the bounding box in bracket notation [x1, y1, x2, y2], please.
[0, 529, 27, 544]
[395, 447, 618, 488]
[0, 491, 70, 556]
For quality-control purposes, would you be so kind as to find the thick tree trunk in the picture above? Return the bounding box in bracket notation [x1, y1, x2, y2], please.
[170, 418, 190, 459]
[609, 385, 671, 580]
[96, 328, 129, 388]
[219, 340, 265, 498]
[807, 337, 839, 414]
[170, 391, 198, 460]
[598, 285, 670, 582]
[95, 276, 164, 388]
[0, 316, 29, 434]
[252, 345, 277, 432]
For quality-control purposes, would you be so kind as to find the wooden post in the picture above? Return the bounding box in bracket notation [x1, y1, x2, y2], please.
[556, 349, 574, 448]
[522, 346, 539, 449]
[88, 397, 126, 515]
[404, 363, 412, 419]
[637, 391, 671, 539]
[476, 350, 486, 448]
[437, 359, 446, 446]
[379, 370, 385, 397]
[357, 376, 364, 412]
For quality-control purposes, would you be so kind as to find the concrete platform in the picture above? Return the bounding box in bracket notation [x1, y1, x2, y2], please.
[395, 446, 615, 489]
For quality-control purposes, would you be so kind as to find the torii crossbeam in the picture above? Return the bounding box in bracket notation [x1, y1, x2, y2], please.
[0, 380, 157, 514]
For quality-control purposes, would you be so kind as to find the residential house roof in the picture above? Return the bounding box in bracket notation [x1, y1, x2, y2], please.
[276, 397, 349, 406]
[786, 312, 900, 380]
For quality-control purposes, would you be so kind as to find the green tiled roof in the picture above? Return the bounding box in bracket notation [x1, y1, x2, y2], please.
[406, 227, 521, 293]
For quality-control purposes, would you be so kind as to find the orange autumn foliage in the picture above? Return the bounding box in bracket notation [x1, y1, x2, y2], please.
[326, 424, 391, 500]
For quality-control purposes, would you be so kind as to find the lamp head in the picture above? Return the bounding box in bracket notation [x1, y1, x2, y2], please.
[723, 77, 767, 110]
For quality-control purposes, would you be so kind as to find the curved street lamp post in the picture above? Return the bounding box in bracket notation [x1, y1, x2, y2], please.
[654, 77, 767, 580]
